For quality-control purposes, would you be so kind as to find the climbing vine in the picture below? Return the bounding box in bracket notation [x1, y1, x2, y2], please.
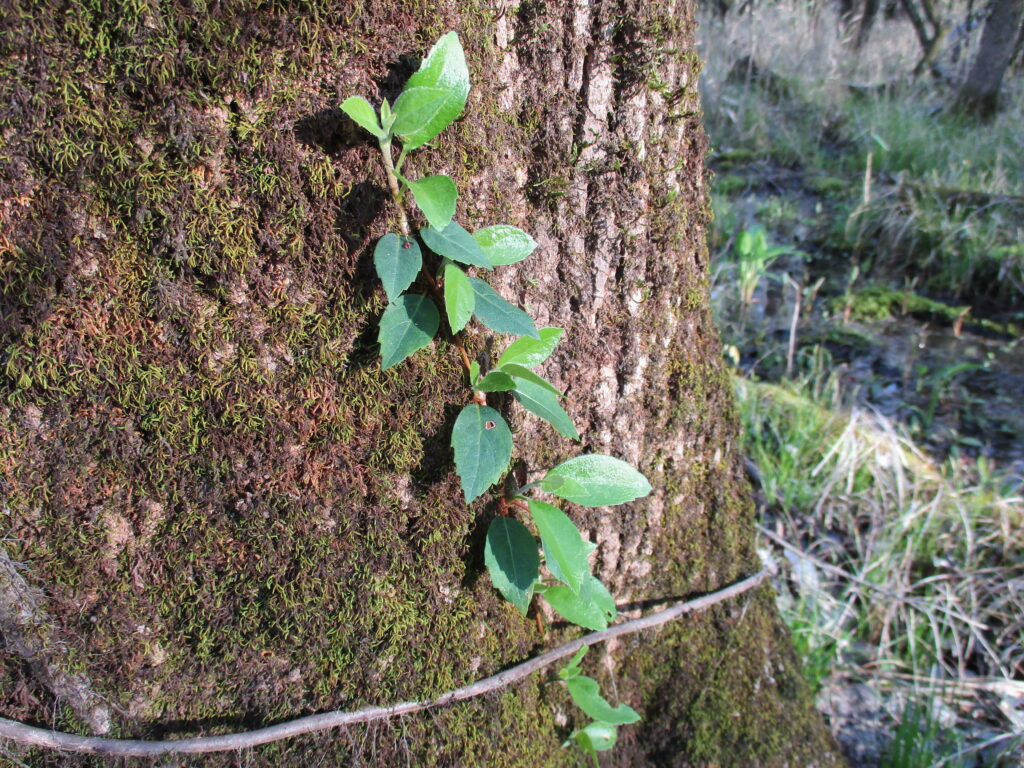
[341, 32, 651, 760]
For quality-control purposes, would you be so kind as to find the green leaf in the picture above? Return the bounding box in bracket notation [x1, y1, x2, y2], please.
[571, 728, 599, 767]
[514, 378, 579, 440]
[484, 516, 540, 615]
[421, 221, 491, 269]
[340, 96, 384, 139]
[576, 722, 618, 752]
[380, 97, 394, 132]
[378, 294, 439, 370]
[404, 174, 457, 231]
[496, 327, 563, 369]
[584, 574, 616, 621]
[469, 360, 480, 386]
[374, 233, 422, 302]
[541, 454, 652, 507]
[391, 32, 469, 150]
[443, 262, 474, 332]
[451, 405, 512, 503]
[476, 371, 516, 392]
[559, 646, 588, 681]
[501, 364, 561, 396]
[529, 500, 592, 593]
[566, 676, 640, 725]
[543, 584, 608, 630]
[472, 225, 538, 266]
[467, 277, 539, 339]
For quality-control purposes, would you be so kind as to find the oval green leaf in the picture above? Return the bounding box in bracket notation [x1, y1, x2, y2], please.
[513, 377, 579, 440]
[421, 221, 491, 269]
[378, 294, 439, 370]
[472, 225, 538, 266]
[577, 722, 618, 752]
[485, 516, 540, 616]
[504, 364, 562, 396]
[496, 327, 563, 369]
[374, 233, 422, 302]
[405, 174, 457, 231]
[467, 277, 539, 339]
[391, 32, 469, 150]
[529, 500, 593, 593]
[476, 371, 515, 392]
[451, 405, 512, 503]
[566, 676, 640, 725]
[541, 454, 651, 507]
[443, 262, 474, 333]
[340, 95, 384, 139]
[543, 585, 608, 630]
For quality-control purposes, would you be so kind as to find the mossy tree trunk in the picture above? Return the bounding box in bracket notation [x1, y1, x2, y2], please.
[0, 2, 842, 765]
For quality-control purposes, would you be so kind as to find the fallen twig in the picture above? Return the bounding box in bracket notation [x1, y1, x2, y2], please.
[0, 570, 769, 757]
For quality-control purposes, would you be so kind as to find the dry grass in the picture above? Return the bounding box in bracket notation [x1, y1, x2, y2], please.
[738, 374, 1024, 765]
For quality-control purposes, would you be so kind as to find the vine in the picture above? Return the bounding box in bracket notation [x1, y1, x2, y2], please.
[341, 32, 652, 760]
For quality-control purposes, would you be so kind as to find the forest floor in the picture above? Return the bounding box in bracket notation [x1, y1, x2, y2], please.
[698, 4, 1023, 767]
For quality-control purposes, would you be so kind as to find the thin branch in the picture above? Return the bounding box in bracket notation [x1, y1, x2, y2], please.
[0, 571, 768, 758]
[378, 140, 410, 237]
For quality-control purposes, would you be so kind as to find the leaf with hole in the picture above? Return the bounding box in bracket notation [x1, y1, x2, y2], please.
[529, 500, 592, 593]
[541, 455, 651, 507]
[421, 221, 491, 269]
[403, 174, 457, 231]
[442, 262, 474, 332]
[468, 278, 539, 339]
[378, 294, 439, 370]
[340, 95, 384, 139]
[566, 676, 640, 725]
[496, 327, 563, 369]
[451, 405, 512, 503]
[374, 233, 421, 302]
[391, 32, 469, 150]
[484, 516, 540, 615]
[513, 377, 578, 440]
[472, 225, 538, 266]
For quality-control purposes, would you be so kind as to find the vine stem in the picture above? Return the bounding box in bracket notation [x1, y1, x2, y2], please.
[0, 571, 768, 757]
[377, 139, 473, 375]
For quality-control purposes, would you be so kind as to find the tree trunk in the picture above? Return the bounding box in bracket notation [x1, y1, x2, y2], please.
[956, 0, 1024, 116]
[0, 1, 842, 765]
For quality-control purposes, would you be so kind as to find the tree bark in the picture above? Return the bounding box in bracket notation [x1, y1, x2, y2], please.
[956, 0, 1024, 116]
[0, 1, 842, 765]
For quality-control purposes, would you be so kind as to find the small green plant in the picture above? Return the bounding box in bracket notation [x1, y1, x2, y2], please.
[734, 226, 796, 307]
[881, 702, 964, 768]
[342, 32, 650, 759]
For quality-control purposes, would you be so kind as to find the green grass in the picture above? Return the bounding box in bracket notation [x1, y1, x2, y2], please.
[699, 1, 1024, 305]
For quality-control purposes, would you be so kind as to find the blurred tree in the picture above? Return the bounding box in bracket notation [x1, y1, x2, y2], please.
[956, 0, 1024, 115]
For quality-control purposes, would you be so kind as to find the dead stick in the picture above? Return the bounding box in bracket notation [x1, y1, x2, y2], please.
[0, 571, 768, 757]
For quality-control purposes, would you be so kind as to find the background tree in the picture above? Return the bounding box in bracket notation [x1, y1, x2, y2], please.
[0, 1, 841, 765]
[955, 0, 1024, 115]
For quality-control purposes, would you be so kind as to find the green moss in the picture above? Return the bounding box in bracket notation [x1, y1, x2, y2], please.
[835, 285, 970, 324]
[0, 1, 838, 764]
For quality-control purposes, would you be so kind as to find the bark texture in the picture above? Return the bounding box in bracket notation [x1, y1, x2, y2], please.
[956, 0, 1024, 116]
[0, 1, 841, 765]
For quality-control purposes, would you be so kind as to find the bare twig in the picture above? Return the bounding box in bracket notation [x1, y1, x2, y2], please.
[0, 571, 768, 757]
